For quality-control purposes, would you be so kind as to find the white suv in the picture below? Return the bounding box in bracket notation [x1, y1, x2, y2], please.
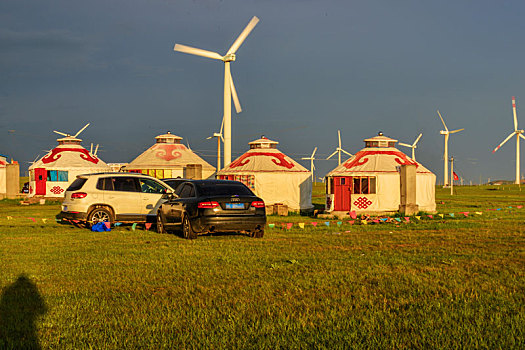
[61, 173, 173, 227]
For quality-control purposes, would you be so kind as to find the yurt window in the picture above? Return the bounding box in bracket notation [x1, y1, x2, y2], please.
[46, 170, 68, 182]
[388, 141, 395, 147]
[366, 141, 379, 148]
[352, 176, 376, 194]
[233, 175, 255, 190]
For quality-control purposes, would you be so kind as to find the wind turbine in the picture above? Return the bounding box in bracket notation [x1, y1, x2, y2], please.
[398, 133, 423, 161]
[326, 130, 352, 165]
[301, 147, 317, 182]
[492, 96, 525, 185]
[207, 117, 224, 171]
[53, 123, 90, 139]
[174, 16, 259, 167]
[437, 111, 464, 186]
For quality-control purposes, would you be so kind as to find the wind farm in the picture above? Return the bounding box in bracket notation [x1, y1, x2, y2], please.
[2, 2, 525, 349]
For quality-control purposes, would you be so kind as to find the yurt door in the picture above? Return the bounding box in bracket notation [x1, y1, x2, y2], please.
[34, 168, 47, 195]
[334, 177, 352, 211]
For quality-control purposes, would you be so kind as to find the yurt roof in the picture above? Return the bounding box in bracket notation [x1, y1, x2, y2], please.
[124, 133, 214, 170]
[218, 137, 309, 173]
[248, 136, 279, 147]
[327, 133, 433, 176]
[155, 132, 183, 143]
[29, 141, 110, 170]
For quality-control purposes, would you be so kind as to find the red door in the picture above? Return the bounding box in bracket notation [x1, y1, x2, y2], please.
[334, 177, 352, 211]
[35, 168, 47, 195]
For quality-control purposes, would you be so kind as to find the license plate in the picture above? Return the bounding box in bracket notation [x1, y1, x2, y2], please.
[225, 203, 244, 209]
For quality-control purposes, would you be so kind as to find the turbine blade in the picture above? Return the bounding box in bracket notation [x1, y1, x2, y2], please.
[512, 96, 518, 131]
[74, 123, 90, 137]
[226, 16, 259, 55]
[449, 128, 464, 134]
[437, 110, 448, 131]
[206, 136, 213, 140]
[398, 142, 412, 148]
[229, 72, 242, 113]
[326, 150, 338, 160]
[413, 133, 423, 146]
[220, 115, 224, 135]
[312, 162, 316, 171]
[173, 44, 223, 60]
[492, 132, 515, 153]
[94, 144, 99, 155]
[311, 147, 317, 158]
[53, 130, 69, 137]
[338, 130, 341, 148]
[520, 133, 525, 141]
[341, 149, 353, 157]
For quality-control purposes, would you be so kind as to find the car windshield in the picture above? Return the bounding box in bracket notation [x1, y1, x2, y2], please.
[196, 183, 254, 196]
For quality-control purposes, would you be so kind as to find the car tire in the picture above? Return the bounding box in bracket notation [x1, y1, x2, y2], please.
[87, 207, 113, 228]
[182, 214, 197, 240]
[251, 227, 264, 238]
[156, 211, 168, 234]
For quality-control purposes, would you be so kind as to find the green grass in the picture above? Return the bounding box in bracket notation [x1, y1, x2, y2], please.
[1, 185, 524, 348]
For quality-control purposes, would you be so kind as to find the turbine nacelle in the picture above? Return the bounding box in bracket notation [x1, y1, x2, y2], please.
[222, 53, 236, 62]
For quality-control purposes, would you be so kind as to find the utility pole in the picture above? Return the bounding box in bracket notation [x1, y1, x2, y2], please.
[450, 156, 454, 196]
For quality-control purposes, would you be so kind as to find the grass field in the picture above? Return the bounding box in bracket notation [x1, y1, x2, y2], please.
[1, 184, 524, 348]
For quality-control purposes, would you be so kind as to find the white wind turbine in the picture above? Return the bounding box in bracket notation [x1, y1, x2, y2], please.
[53, 123, 90, 139]
[437, 111, 464, 186]
[302, 147, 317, 182]
[207, 117, 224, 171]
[492, 96, 525, 185]
[398, 133, 423, 161]
[90, 143, 100, 157]
[174, 16, 259, 167]
[326, 130, 352, 165]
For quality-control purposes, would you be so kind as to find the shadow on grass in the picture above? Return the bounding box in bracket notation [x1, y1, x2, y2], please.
[0, 274, 47, 349]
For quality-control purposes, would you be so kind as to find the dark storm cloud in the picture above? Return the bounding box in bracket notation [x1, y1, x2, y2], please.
[0, 29, 105, 75]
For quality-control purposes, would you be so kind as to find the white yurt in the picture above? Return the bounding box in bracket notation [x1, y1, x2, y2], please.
[28, 134, 111, 198]
[325, 133, 436, 214]
[122, 132, 215, 179]
[216, 136, 313, 211]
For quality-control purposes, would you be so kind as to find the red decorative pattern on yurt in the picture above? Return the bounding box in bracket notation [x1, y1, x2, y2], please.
[343, 150, 417, 169]
[229, 152, 295, 169]
[42, 148, 99, 164]
[353, 197, 372, 209]
[153, 144, 184, 161]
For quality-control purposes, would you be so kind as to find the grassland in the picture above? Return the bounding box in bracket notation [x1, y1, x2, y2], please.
[0, 184, 524, 348]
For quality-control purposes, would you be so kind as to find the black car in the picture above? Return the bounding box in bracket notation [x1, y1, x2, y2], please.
[156, 179, 266, 239]
[161, 178, 188, 192]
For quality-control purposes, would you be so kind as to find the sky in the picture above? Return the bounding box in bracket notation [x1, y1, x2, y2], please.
[2, 0, 525, 184]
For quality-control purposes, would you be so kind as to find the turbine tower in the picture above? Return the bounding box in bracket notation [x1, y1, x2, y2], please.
[207, 117, 224, 171]
[326, 130, 352, 165]
[492, 96, 525, 185]
[301, 147, 317, 182]
[174, 16, 259, 167]
[398, 133, 422, 161]
[437, 111, 464, 186]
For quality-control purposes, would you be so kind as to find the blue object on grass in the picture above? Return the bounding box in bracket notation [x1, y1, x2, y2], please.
[91, 222, 111, 232]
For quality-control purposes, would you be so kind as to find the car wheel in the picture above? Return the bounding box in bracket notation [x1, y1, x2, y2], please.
[156, 211, 168, 234]
[251, 227, 264, 238]
[182, 214, 197, 240]
[87, 207, 113, 228]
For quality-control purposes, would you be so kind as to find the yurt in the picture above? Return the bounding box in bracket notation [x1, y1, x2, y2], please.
[217, 136, 313, 211]
[325, 133, 436, 214]
[28, 134, 111, 198]
[122, 132, 215, 179]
